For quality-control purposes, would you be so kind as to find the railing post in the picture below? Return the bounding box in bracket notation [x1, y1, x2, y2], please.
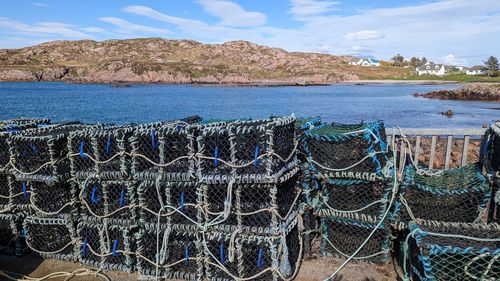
[429, 136, 437, 169]
[462, 135, 470, 167]
[444, 135, 453, 170]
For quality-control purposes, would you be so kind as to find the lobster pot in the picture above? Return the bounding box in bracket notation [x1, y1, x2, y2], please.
[137, 180, 202, 226]
[316, 178, 391, 219]
[0, 173, 10, 210]
[486, 122, 500, 173]
[197, 116, 297, 183]
[0, 213, 26, 256]
[9, 176, 32, 212]
[204, 222, 301, 281]
[29, 179, 75, 218]
[0, 118, 50, 127]
[68, 126, 134, 180]
[130, 122, 197, 182]
[135, 224, 203, 280]
[302, 121, 389, 181]
[392, 163, 490, 228]
[77, 179, 136, 223]
[23, 215, 77, 261]
[77, 218, 136, 272]
[202, 169, 300, 236]
[0, 119, 50, 173]
[406, 220, 500, 281]
[8, 124, 88, 183]
[320, 213, 390, 263]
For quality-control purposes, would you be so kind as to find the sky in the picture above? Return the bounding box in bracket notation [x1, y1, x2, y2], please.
[1, 0, 499, 66]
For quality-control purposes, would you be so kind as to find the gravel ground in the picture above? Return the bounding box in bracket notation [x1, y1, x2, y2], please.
[0, 253, 401, 281]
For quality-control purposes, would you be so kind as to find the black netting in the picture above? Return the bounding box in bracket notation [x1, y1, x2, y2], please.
[303, 121, 389, 180]
[320, 215, 390, 263]
[407, 221, 500, 281]
[24, 216, 75, 261]
[30, 180, 73, 215]
[233, 128, 268, 177]
[489, 124, 500, 173]
[0, 173, 10, 208]
[78, 179, 135, 221]
[69, 135, 96, 179]
[78, 221, 102, 268]
[10, 124, 87, 182]
[0, 214, 16, 255]
[10, 178, 31, 212]
[0, 135, 10, 170]
[203, 173, 299, 235]
[101, 223, 135, 272]
[394, 163, 490, 225]
[136, 224, 201, 280]
[131, 123, 195, 181]
[198, 129, 232, 178]
[317, 179, 390, 218]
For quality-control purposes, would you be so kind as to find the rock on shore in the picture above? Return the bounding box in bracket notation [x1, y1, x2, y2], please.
[413, 83, 500, 101]
[0, 38, 357, 84]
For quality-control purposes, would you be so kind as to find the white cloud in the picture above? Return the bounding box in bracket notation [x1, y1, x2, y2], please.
[81, 27, 107, 33]
[344, 30, 385, 41]
[0, 17, 91, 38]
[443, 54, 468, 66]
[99, 17, 172, 34]
[196, 0, 267, 27]
[32, 2, 49, 7]
[288, 0, 339, 19]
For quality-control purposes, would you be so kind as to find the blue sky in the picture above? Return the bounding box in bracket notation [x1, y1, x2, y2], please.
[1, 0, 499, 66]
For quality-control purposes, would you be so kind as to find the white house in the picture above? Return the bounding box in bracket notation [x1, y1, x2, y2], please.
[466, 65, 487, 75]
[348, 57, 380, 67]
[416, 62, 446, 76]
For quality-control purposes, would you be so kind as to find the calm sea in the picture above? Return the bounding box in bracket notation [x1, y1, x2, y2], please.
[0, 82, 498, 128]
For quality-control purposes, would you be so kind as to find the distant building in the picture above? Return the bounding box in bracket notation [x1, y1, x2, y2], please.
[466, 65, 487, 75]
[348, 57, 380, 67]
[416, 62, 446, 76]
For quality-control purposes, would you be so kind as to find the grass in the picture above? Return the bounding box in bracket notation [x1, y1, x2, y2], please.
[389, 73, 500, 82]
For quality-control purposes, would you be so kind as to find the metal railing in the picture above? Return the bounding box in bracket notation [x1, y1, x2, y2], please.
[386, 128, 487, 170]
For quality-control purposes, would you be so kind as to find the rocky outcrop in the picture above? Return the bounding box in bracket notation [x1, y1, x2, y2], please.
[0, 38, 358, 84]
[414, 84, 500, 101]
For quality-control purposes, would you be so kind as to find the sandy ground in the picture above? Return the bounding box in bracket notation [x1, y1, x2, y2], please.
[0, 253, 401, 281]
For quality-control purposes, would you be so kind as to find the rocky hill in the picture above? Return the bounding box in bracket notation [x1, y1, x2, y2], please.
[0, 38, 362, 84]
[414, 84, 500, 101]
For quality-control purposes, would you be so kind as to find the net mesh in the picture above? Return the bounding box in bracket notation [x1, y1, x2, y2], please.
[30, 180, 74, 216]
[320, 214, 390, 263]
[406, 220, 500, 281]
[24, 216, 76, 261]
[316, 178, 390, 218]
[0, 173, 10, 209]
[9, 124, 88, 182]
[135, 224, 203, 280]
[488, 123, 500, 173]
[393, 163, 490, 226]
[0, 214, 26, 256]
[78, 179, 136, 222]
[302, 121, 389, 180]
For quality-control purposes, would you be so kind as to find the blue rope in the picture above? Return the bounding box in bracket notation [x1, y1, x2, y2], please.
[22, 182, 28, 199]
[254, 145, 259, 167]
[220, 243, 226, 264]
[91, 185, 100, 204]
[180, 192, 185, 211]
[119, 189, 125, 207]
[214, 145, 219, 167]
[112, 239, 118, 256]
[176, 124, 181, 132]
[151, 129, 158, 149]
[257, 247, 264, 270]
[29, 143, 38, 155]
[82, 239, 88, 256]
[23, 226, 27, 239]
[105, 135, 112, 156]
[79, 141, 86, 159]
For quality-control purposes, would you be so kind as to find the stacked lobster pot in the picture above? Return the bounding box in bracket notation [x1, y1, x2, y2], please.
[301, 121, 393, 263]
[68, 124, 139, 272]
[131, 118, 204, 279]
[0, 118, 50, 256]
[484, 122, 500, 223]
[7, 122, 86, 261]
[392, 149, 493, 279]
[197, 115, 302, 281]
